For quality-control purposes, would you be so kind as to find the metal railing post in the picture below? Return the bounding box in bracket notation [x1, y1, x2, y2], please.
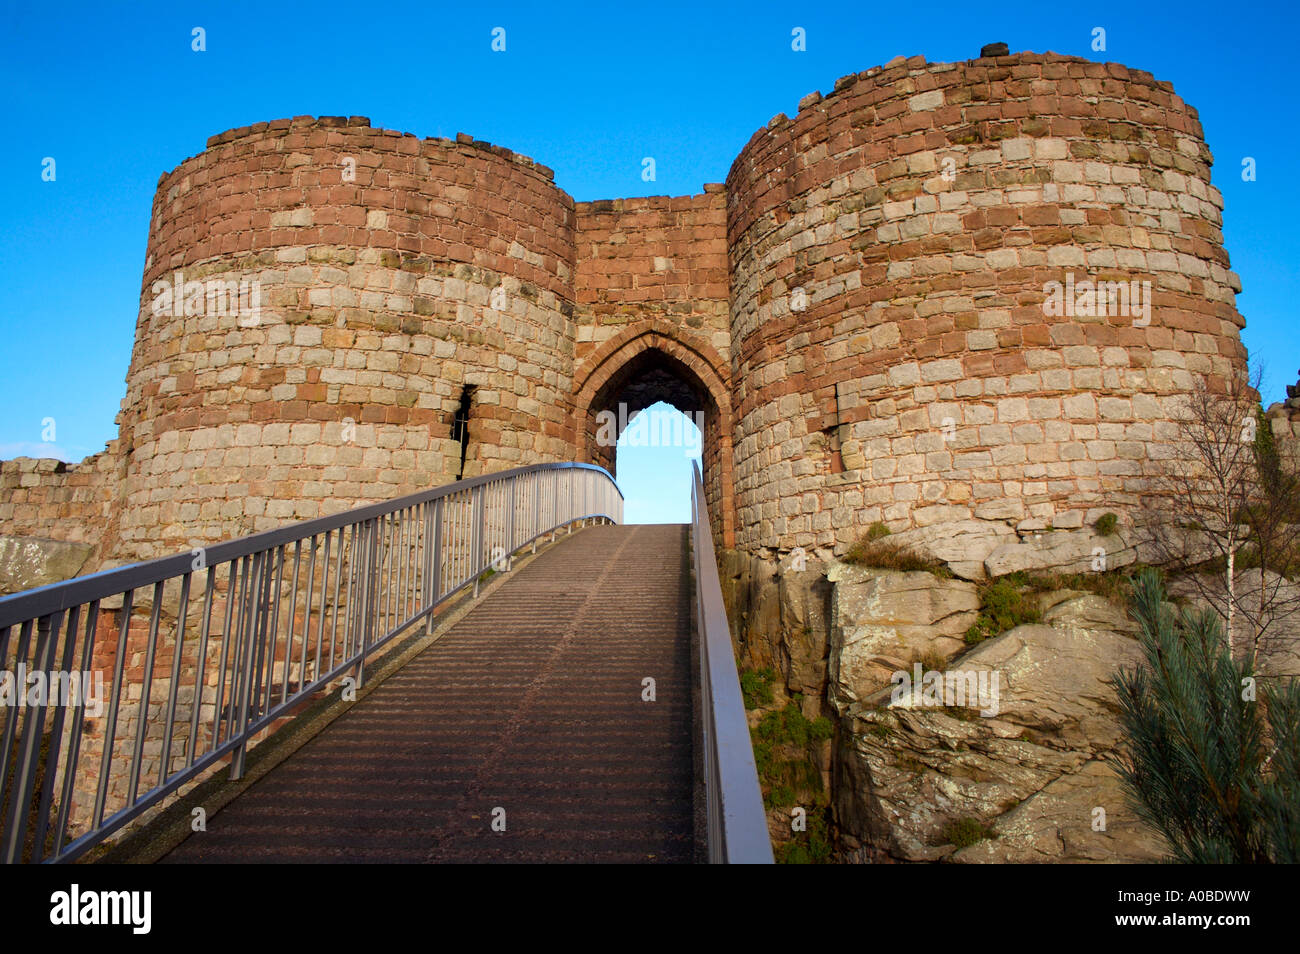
[422, 500, 439, 635]
[471, 484, 485, 598]
[1, 613, 59, 864]
[354, 516, 381, 689]
[230, 550, 270, 781]
[505, 479, 516, 571]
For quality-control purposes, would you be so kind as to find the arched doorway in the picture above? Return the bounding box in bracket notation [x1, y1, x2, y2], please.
[573, 325, 735, 547]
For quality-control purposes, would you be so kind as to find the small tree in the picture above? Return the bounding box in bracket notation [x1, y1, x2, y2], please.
[1111, 569, 1300, 863]
[1144, 370, 1300, 664]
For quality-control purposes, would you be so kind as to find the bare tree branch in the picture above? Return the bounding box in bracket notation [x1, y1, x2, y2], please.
[1141, 368, 1300, 667]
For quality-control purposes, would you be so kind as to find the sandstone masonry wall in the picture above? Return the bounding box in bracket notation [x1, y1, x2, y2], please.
[727, 52, 1247, 559]
[114, 118, 580, 563]
[0, 445, 126, 558]
[573, 190, 730, 363]
[572, 191, 734, 541]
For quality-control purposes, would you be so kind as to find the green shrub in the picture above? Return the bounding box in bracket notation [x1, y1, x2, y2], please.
[776, 806, 834, 864]
[751, 698, 836, 862]
[964, 577, 1042, 643]
[941, 817, 996, 849]
[1094, 512, 1119, 536]
[1111, 569, 1300, 863]
[739, 667, 776, 710]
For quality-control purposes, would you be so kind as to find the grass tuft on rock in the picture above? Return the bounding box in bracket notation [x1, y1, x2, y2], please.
[740, 667, 776, 710]
[964, 576, 1042, 644]
[842, 538, 953, 578]
[940, 816, 997, 849]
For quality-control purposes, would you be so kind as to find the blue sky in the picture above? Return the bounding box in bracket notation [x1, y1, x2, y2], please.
[1, 0, 1295, 524]
[617, 403, 702, 524]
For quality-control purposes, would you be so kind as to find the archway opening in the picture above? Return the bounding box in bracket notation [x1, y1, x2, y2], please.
[614, 401, 702, 524]
[578, 342, 734, 546]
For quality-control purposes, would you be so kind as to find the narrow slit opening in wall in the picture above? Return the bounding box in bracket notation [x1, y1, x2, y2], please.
[450, 385, 475, 480]
[825, 384, 845, 474]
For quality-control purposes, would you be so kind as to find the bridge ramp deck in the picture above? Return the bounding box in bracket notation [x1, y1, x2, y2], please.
[161, 523, 695, 863]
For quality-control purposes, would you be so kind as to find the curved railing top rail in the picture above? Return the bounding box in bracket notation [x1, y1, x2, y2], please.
[0, 462, 619, 628]
[690, 461, 773, 864]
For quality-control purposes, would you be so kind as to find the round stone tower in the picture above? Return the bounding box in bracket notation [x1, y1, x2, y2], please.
[115, 118, 580, 562]
[726, 52, 1246, 562]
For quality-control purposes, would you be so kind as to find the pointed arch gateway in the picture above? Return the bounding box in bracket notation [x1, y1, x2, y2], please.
[572, 322, 735, 548]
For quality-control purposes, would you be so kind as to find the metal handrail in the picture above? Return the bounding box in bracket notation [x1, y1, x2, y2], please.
[0, 462, 622, 863]
[690, 461, 773, 863]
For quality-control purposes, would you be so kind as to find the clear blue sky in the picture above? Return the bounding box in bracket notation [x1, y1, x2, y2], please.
[1, 0, 1295, 524]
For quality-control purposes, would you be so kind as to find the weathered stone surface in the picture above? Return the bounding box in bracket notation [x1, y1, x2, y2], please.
[0, 534, 93, 595]
[721, 549, 833, 716]
[985, 529, 1136, 578]
[890, 520, 1018, 580]
[835, 591, 1165, 863]
[1268, 398, 1300, 472]
[952, 759, 1165, 863]
[1168, 568, 1300, 676]
[828, 565, 979, 712]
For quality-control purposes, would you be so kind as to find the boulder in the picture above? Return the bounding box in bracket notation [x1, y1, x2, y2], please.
[952, 759, 1165, 863]
[889, 520, 1018, 580]
[834, 591, 1166, 863]
[984, 528, 1136, 578]
[827, 565, 979, 713]
[0, 535, 93, 596]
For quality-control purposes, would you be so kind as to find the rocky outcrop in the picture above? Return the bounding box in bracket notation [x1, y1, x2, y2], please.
[886, 520, 1143, 581]
[827, 565, 978, 712]
[888, 521, 1017, 581]
[1267, 371, 1300, 475]
[834, 586, 1167, 863]
[0, 534, 93, 596]
[728, 545, 1300, 864]
[720, 549, 833, 718]
[984, 529, 1137, 578]
[1168, 568, 1300, 675]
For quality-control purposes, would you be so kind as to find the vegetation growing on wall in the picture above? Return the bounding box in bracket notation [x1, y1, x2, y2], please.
[740, 667, 835, 864]
[842, 525, 953, 578]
